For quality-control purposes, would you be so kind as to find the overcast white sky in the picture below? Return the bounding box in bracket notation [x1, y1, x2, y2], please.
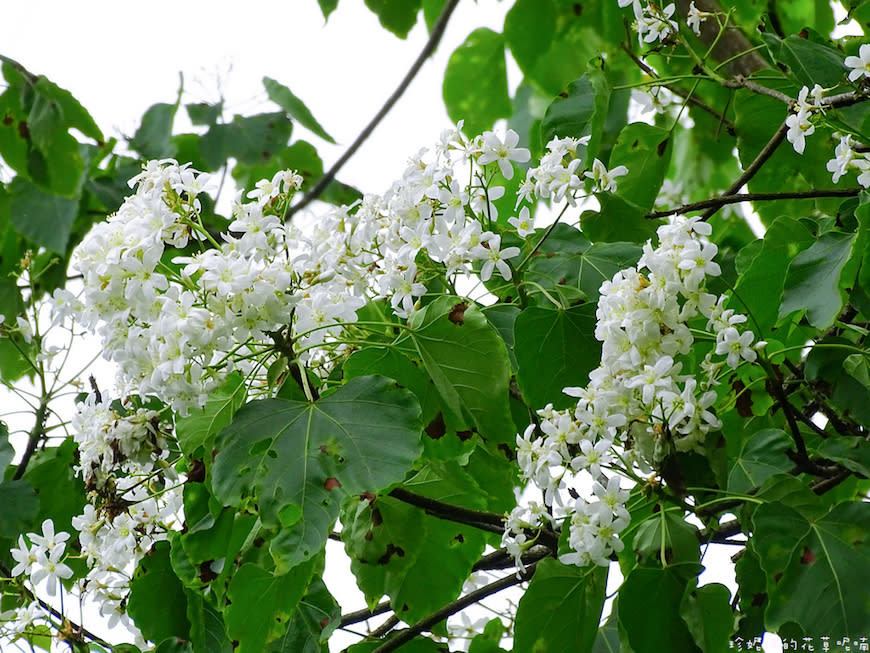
[1, 1, 515, 194]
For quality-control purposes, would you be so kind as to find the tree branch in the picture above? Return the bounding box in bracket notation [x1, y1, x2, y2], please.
[388, 488, 506, 535]
[340, 601, 393, 629]
[647, 188, 862, 218]
[286, 0, 460, 218]
[370, 564, 536, 653]
[12, 396, 49, 481]
[700, 120, 788, 219]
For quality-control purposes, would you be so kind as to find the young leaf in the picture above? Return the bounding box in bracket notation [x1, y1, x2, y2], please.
[263, 77, 335, 144]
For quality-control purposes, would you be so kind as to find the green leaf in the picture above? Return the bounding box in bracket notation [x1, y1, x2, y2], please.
[8, 176, 78, 254]
[23, 437, 87, 535]
[0, 480, 38, 538]
[200, 112, 293, 170]
[186, 591, 232, 653]
[779, 230, 858, 329]
[504, 0, 556, 82]
[443, 29, 511, 137]
[225, 560, 316, 653]
[727, 428, 794, 494]
[128, 542, 191, 644]
[317, 0, 339, 21]
[175, 372, 247, 457]
[540, 71, 609, 163]
[844, 353, 870, 389]
[609, 123, 673, 212]
[513, 559, 608, 653]
[761, 33, 846, 88]
[632, 510, 700, 571]
[263, 77, 335, 144]
[582, 193, 662, 244]
[751, 500, 870, 638]
[679, 583, 734, 653]
[400, 297, 515, 443]
[618, 565, 703, 653]
[514, 304, 599, 410]
[422, 0, 448, 33]
[272, 577, 339, 653]
[343, 346, 440, 425]
[211, 375, 422, 570]
[364, 0, 422, 38]
[732, 217, 815, 336]
[816, 436, 870, 477]
[186, 102, 222, 127]
[130, 102, 178, 159]
[343, 461, 488, 622]
[31, 75, 103, 142]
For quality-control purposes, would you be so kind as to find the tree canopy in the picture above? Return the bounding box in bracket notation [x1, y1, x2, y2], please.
[2, 1, 870, 652]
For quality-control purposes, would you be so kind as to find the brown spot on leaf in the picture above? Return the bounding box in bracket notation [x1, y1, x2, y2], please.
[365, 530, 373, 541]
[324, 477, 341, 490]
[733, 379, 753, 418]
[425, 412, 446, 439]
[572, 3, 582, 15]
[457, 429, 474, 441]
[449, 301, 468, 325]
[253, 537, 265, 548]
[558, 277, 566, 285]
[377, 543, 405, 565]
[801, 547, 816, 564]
[17, 121, 29, 139]
[199, 561, 218, 583]
[319, 617, 330, 630]
[454, 533, 464, 543]
[360, 491, 376, 502]
[657, 138, 669, 156]
[751, 592, 767, 607]
[2, 113, 12, 126]
[371, 508, 383, 527]
[187, 459, 205, 483]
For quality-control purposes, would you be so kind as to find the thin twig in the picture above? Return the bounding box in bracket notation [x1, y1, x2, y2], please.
[370, 564, 536, 653]
[620, 44, 736, 133]
[722, 75, 793, 104]
[286, 0, 461, 218]
[700, 120, 788, 219]
[647, 188, 861, 218]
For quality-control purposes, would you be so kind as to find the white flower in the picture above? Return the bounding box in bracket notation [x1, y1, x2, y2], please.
[635, 2, 678, 44]
[477, 234, 521, 282]
[845, 43, 870, 82]
[785, 107, 814, 154]
[827, 134, 858, 183]
[715, 326, 758, 368]
[585, 158, 629, 193]
[686, 1, 706, 36]
[477, 129, 531, 180]
[508, 206, 535, 238]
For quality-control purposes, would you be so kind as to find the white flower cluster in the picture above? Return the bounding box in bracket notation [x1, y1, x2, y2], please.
[59, 128, 537, 414]
[515, 135, 627, 209]
[827, 133, 870, 187]
[786, 84, 825, 155]
[68, 394, 181, 635]
[503, 216, 764, 568]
